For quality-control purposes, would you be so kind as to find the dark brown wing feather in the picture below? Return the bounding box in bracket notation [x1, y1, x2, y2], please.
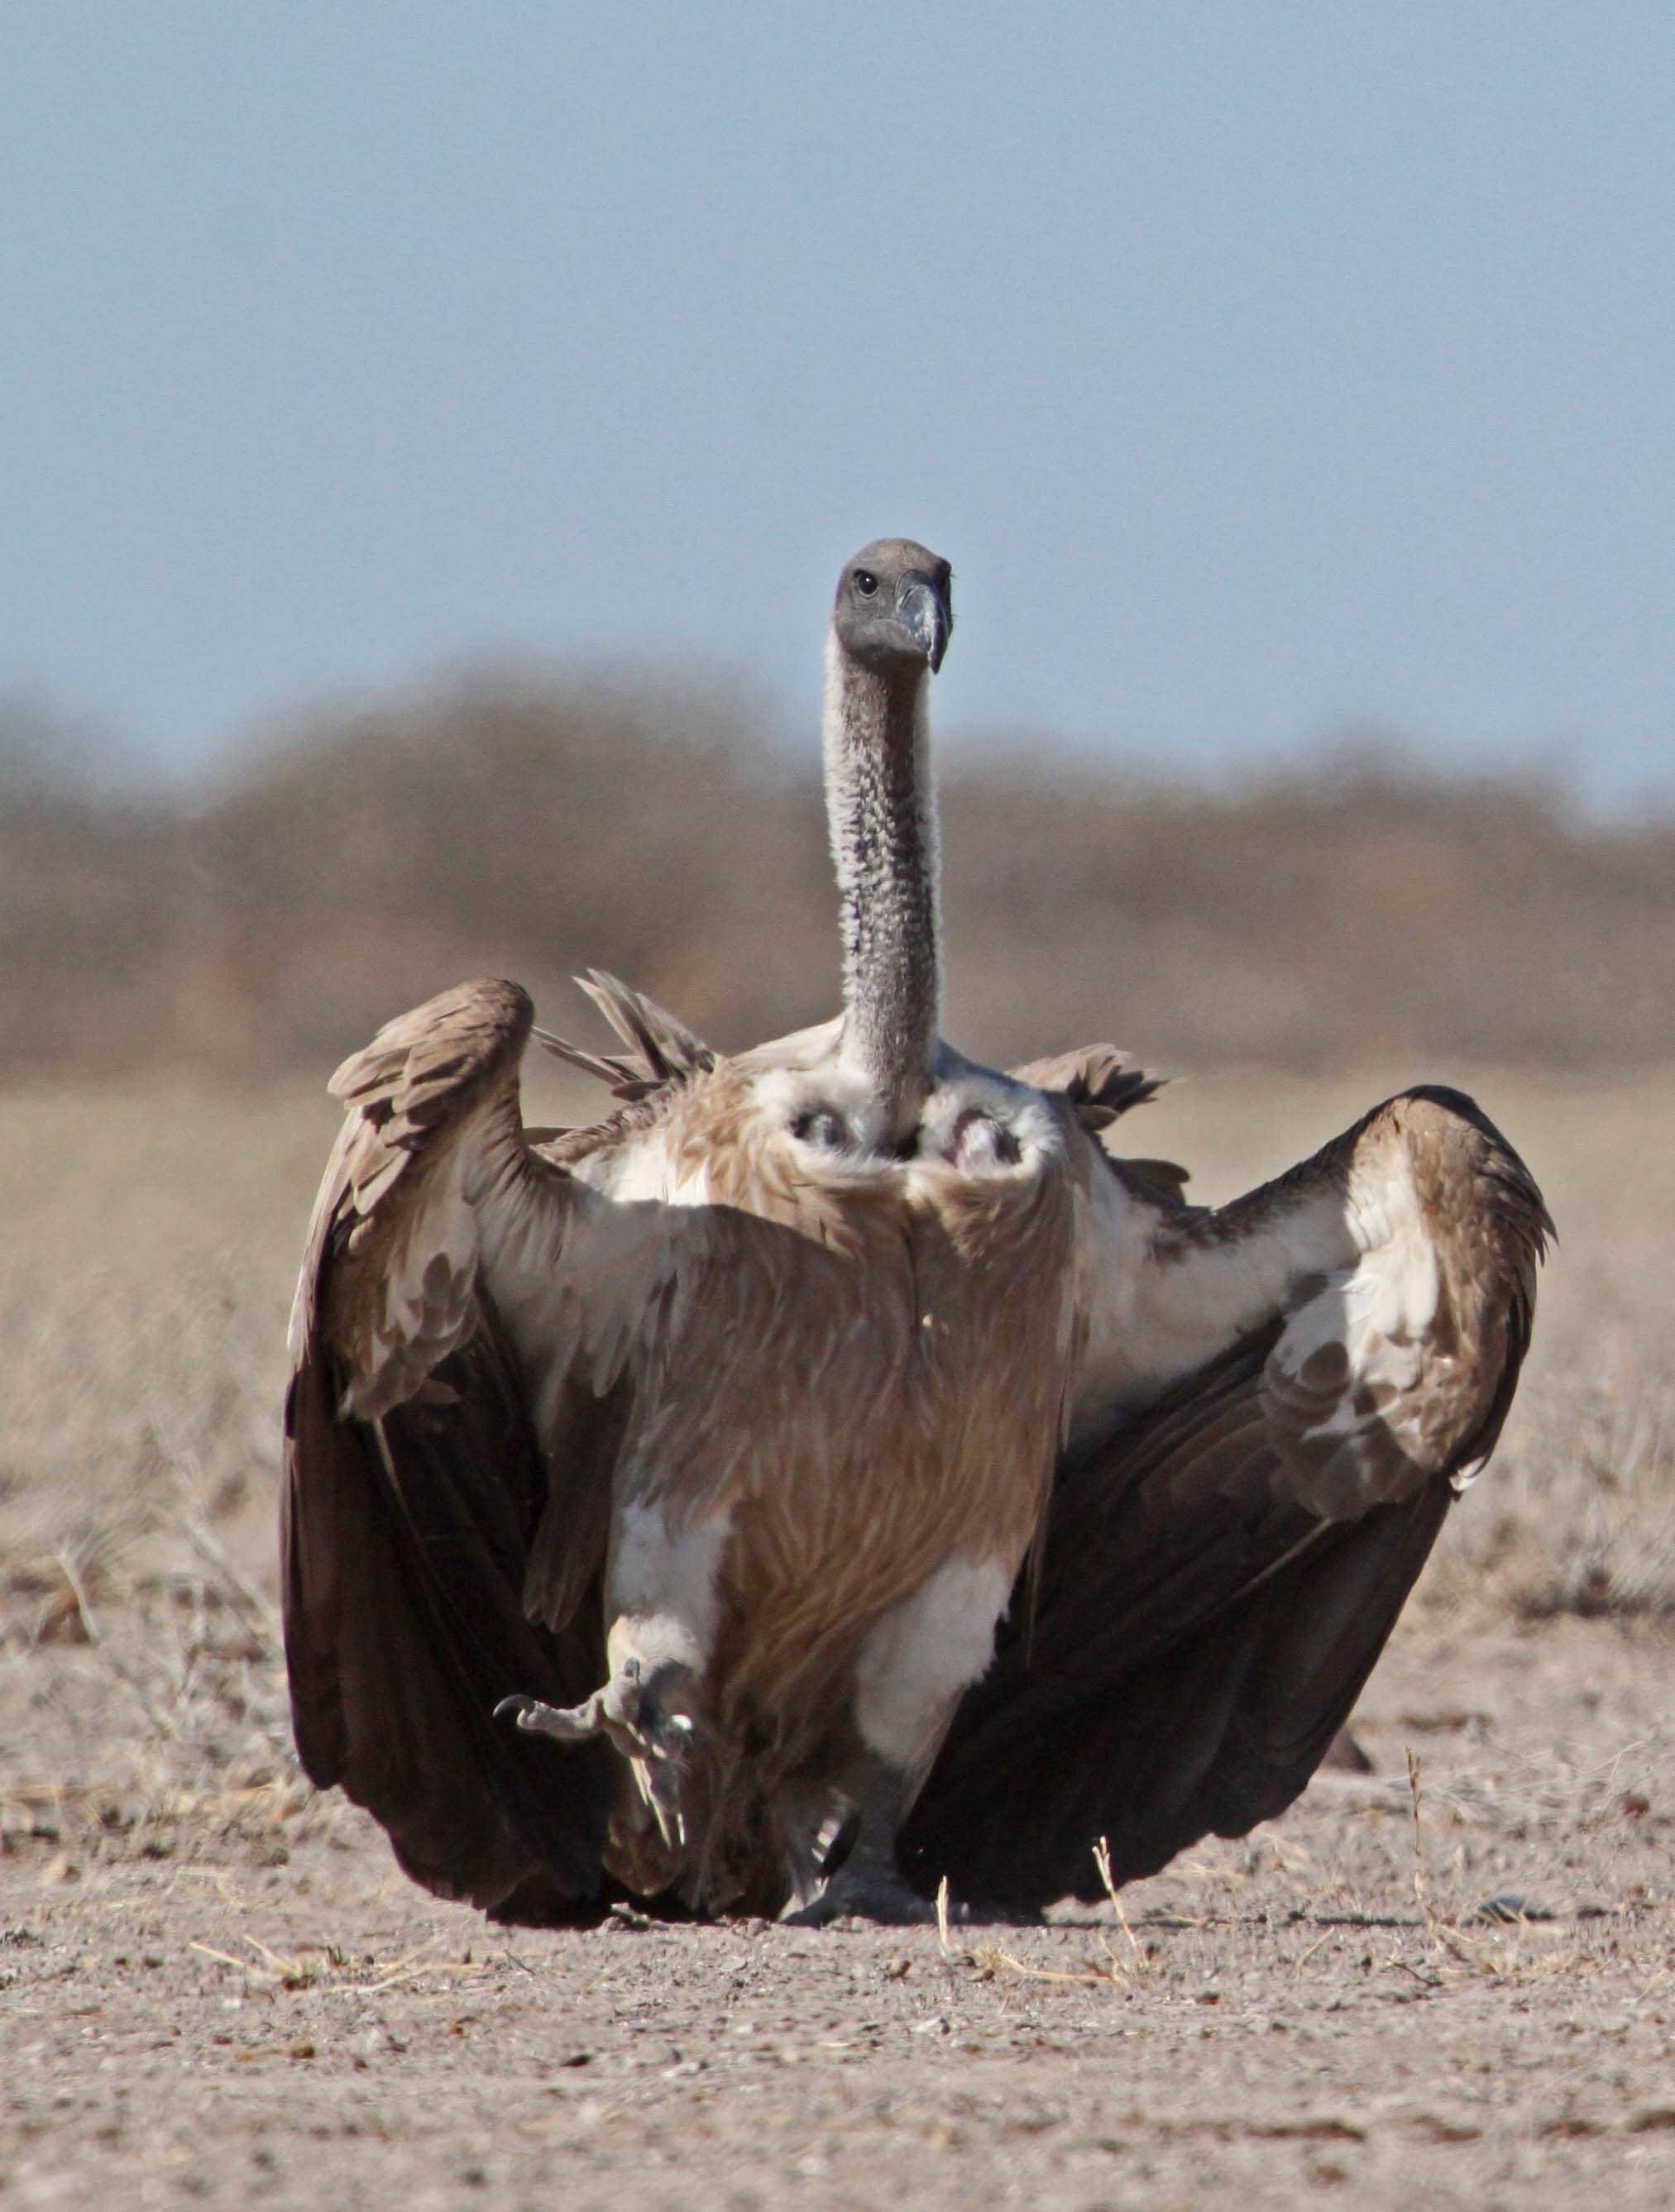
[283, 1303, 617, 1918]
[1011, 1041, 1168, 1131]
[534, 968, 716, 1106]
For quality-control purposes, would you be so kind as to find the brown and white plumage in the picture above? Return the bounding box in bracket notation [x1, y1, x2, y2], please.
[902, 1082, 1548, 1908]
[282, 538, 1549, 1925]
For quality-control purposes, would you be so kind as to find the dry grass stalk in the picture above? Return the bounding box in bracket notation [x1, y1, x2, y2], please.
[188, 1931, 487, 1999]
[52, 1547, 181, 1746]
[1399, 1749, 1552, 1983]
[934, 1874, 954, 1958]
[931, 1875, 1112, 1988]
[1094, 1835, 1151, 1976]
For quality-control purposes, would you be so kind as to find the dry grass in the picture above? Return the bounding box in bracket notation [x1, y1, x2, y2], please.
[0, 1081, 324, 1855]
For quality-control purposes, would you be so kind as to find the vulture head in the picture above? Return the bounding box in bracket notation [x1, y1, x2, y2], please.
[832, 537, 953, 677]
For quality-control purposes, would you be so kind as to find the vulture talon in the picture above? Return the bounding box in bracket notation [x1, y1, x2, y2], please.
[495, 1660, 696, 1767]
[493, 1690, 606, 1743]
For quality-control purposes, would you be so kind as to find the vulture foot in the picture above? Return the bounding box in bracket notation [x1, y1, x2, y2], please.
[783, 1861, 940, 1928]
[784, 1760, 940, 1926]
[495, 1657, 696, 1770]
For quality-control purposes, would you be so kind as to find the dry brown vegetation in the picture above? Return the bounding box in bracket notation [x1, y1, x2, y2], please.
[2, 669, 1671, 1082]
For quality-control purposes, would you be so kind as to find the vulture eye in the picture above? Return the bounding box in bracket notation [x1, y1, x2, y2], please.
[853, 570, 878, 596]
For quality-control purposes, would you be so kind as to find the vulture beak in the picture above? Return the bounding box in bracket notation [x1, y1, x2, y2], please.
[896, 571, 951, 674]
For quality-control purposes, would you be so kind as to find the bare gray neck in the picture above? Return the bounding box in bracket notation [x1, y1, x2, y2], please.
[823, 630, 941, 1147]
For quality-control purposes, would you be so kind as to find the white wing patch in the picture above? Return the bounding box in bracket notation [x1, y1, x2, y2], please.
[1264, 1153, 1449, 1517]
[1071, 1101, 1513, 1518]
[595, 1139, 714, 1209]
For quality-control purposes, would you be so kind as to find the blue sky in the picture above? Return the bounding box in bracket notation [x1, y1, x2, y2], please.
[4, 2, 1673, 798]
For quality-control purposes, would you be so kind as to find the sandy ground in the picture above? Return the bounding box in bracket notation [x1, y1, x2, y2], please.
[2, 1615, 1671, 2210]
[2, 1070, 1672, 2207]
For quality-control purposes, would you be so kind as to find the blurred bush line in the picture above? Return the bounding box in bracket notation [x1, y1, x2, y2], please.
[1, 671, 1657, 1082]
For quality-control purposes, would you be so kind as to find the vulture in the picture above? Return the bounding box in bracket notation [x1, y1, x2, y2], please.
[282, 537, 1549, 1927]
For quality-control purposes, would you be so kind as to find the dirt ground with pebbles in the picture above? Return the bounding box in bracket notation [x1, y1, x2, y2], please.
[3, 1614, 1670, 2212]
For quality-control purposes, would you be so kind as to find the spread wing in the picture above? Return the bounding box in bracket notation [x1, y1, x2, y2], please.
[902, 1084, 1550, 1910]
[282, 978, 686, 1921]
